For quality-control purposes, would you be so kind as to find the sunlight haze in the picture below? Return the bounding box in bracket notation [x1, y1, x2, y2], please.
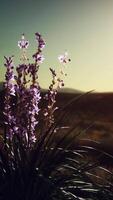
[0, 0, 113, 92]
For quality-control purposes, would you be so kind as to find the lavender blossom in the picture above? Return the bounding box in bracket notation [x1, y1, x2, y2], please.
[43, 54, 70, 130]
[15, 32, 42, 147]
[15, 64, 28, 86]
[14, 85, 41, 147]
[14, 61, 41, 147]
[26, 86, 41, 145]
[43, 68, 58, 129]
[35, 32, 46, 50]
[32, 53, 45, 64]
[3, 32, 70, 149]
[4, 56, 17, 141]
[33, 33, 45, 64]
[28, 63, 39, 85]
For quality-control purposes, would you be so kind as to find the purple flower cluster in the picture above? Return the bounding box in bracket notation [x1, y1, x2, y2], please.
[33, 53, 45, 64]
[4, 56, 15, 95]
[43, 51, 71, 130]
[14, 63, 40, 147]
[3, 33, 45, 148]
[43, 67, 65, 129]
[35, 32, 46, 50]
[3, 56, 17, 141]
[43, 68, 57, 129]
[3, 32, 70, 148]
[33, 32, 45, 64]
[15, 62, 41, 147]
[26, 86, 41, 145]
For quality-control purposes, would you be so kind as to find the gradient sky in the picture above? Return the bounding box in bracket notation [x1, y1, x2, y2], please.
[1, 0, 113, 92]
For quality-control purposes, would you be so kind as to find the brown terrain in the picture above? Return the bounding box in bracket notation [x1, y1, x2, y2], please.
[1, 88, 113, 168]
[56, 90, 113, 166]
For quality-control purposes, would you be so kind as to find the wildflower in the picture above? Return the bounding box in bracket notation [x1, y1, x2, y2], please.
[33, 53, 45, 63]
[3, 32, 70, 148]
[35, 32, 46, 50]
[25, 86, 41, 146]
[58, 52, 71, 64]
[43, 68, 58, 129]
[18, 34, 29, 49]
[4, 56, 15, 96]
[14, 61, 41, 147]
[4, 56, 16, 141]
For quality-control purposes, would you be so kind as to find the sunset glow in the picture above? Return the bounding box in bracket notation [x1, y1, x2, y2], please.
[1, 0, 113, 92]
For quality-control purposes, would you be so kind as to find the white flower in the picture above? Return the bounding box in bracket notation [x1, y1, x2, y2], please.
[18, 34, 29, 49]
[58, 52, 70, 64]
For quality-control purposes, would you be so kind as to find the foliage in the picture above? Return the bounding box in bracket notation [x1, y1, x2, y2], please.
[0, 32, 113, 200]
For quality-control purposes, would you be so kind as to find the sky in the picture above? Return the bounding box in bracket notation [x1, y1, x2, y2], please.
[1, 0, 113, 92]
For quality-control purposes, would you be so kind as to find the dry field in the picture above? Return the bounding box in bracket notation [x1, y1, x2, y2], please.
[55, 91, 113, 167]
[1, 89, 113, 168]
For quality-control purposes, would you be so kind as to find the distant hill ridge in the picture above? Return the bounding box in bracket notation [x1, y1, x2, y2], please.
[41, 88, 83, 94]
[58, 88, 83, 93]
[0, 82, 82, 94]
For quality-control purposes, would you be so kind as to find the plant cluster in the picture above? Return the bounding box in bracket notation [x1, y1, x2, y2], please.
[0, 32, 113, 200]
[3, 33, 70, 148]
